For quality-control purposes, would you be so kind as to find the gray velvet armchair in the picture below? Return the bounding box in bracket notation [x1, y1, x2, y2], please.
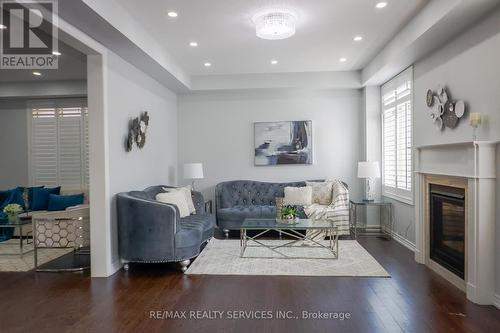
[116, 185, 215, 272]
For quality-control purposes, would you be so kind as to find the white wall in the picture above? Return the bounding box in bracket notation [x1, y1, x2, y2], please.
[396, 8, 500, 299]
[0, 100, 28, 188]
[106, 52, 178, 268]
[178, 89, 363, 202]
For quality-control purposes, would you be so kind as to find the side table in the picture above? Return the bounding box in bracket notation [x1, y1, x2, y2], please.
[349, 199, 393, 239]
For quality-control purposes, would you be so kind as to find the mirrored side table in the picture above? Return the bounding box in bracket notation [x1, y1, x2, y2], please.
[349, 199, 393, 239]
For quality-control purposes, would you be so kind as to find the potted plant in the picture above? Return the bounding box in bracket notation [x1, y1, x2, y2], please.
[280, 205, 299, 221]
[3, 203, 23, 222]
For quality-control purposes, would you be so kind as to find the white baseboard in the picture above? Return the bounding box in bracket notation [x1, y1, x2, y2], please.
[494, 294, 500, 309]
[110, 259, 123, 275]
[391, 231, 416, 252]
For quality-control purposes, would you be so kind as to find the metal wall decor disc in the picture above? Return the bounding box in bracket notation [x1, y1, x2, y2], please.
[445, 100, 454, 113]
[426, 89, 434, 107]
[440, 89, 449, 104]
[435, 116, 443, 130]
[455, 100, 465, 118]
[438, 104, 444, 115]
[437, 85, 444, 96]
[443, 108, 459, 128]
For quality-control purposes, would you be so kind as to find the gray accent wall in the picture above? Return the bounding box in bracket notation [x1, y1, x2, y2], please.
[393, 7, 500, 298]
[178, 89, 364, 203]
[0, 100, 29, 189]
[106, 51, 178, 267]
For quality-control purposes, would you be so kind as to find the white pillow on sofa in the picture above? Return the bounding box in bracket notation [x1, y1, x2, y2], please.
[162, 186, 196, 214]
[283, 186, 313, 206]
[306, 181, 333, 205]
[156, 191, 190, 218]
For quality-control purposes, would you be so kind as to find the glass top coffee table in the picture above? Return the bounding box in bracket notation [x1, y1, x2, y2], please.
[240, 218, 338, 259]
[0, 215, 33, 256]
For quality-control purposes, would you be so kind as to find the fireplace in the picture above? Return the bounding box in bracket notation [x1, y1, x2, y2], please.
[415, 141, 497, 305]
[429, 184, 465, 279]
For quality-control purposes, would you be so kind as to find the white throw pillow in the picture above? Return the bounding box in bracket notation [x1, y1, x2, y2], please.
[156, 191, 190, 218]
[162, 186, 196, 214]
[306, 181, 333, 205]
[283, 186, 313, 206]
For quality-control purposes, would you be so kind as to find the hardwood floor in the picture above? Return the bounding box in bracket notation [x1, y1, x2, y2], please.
[0, 234, 498, 333]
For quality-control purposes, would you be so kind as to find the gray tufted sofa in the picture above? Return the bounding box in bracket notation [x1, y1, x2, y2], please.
[215, 180, 313, 237]
[116, 185, 215, 272]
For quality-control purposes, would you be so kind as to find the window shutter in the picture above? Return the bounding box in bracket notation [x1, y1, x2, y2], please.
[58, 107, 85, 189]
[381, 67, 413, 202]
[31, 108, 58, 186]
[29, 100, 89, 191]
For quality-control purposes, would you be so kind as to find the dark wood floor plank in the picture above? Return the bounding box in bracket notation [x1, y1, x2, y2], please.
[0, 235, 498, 332]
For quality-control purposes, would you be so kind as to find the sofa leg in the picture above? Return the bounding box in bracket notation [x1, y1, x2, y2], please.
[223, 229, 229, 239]
[179, 259, 190, 273]
[123, 263, 130, 271]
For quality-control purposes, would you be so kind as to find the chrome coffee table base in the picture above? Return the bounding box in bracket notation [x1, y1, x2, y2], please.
[240, 227, 339, 260]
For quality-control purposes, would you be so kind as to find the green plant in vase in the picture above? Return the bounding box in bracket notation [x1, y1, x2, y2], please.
[280, 205, 298, 221]
[3, 203, 23, 222]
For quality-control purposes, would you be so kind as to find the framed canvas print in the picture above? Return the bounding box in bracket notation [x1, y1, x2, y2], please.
[254, 120, 312, 166]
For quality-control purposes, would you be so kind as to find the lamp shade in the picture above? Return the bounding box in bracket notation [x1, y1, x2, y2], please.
[357, 161, 380, 178]
[183, 163, 204, 179]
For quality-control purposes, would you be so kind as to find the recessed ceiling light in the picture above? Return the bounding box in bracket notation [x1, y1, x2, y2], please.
[376, 2, 388, 9]
[0, 24, 6, 30]
[167, 11, 178, 18]
[33, 71, 42, 76]
[204, 62, 211, 67]
[353, 36, 363, 42]
[270, 59, 278, 65]
[189, 41, 198, 47]
[339, 58, 347, 62]
[52, 51, 61, 56]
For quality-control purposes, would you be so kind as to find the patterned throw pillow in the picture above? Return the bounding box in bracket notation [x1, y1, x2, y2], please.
[306, 181, 333, 205]
[283, 186, 313, 206]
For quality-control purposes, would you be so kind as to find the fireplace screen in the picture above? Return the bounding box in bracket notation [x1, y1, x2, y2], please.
[429, 184, 465, 279]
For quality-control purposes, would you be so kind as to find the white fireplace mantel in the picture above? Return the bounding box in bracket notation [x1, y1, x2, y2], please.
[414, 141, 498, 305]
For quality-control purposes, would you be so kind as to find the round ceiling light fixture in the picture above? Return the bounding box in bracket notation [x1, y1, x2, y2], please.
[252, 9, 297, 40]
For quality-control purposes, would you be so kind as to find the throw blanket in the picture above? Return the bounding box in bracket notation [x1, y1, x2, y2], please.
[304, 180, 350, 239]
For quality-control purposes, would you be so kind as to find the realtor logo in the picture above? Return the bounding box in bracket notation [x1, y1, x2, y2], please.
[0, 0, 58, 69]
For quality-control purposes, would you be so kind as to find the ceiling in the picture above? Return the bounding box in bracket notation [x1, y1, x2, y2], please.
[117, 0, 429, 76]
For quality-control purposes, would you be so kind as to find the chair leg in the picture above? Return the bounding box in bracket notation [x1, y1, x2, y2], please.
[179, 259, 190, 273]
[223, 229, 229, 239]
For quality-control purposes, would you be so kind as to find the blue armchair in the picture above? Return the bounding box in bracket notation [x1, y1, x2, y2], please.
[116, 185, 215, 272]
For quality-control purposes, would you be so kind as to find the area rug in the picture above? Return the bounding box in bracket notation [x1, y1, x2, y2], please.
[186, 239, 390, 277]
[0, 239, 73, 272]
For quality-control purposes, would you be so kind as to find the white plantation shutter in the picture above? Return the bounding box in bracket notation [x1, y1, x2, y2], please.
[31, 108, 58, 186]
[382, 67, 413, 203]
[29, 100, 89, 191]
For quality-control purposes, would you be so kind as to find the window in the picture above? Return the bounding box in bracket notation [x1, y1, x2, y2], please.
[28, 99, 89, 191]
[382, 67, 413, 204]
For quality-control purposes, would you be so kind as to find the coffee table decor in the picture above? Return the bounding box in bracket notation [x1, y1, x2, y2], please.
[240, 218, 338, 259]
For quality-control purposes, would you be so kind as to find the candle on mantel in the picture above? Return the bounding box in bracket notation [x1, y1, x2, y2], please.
[470, 112, 482, 128]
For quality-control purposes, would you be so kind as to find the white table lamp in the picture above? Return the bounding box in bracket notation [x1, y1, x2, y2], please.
[183, 163, 204, 190]
[358, 161, 381, 202]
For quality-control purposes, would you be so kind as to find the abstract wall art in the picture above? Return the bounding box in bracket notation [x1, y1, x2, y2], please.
[254, 120, 312, 166]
